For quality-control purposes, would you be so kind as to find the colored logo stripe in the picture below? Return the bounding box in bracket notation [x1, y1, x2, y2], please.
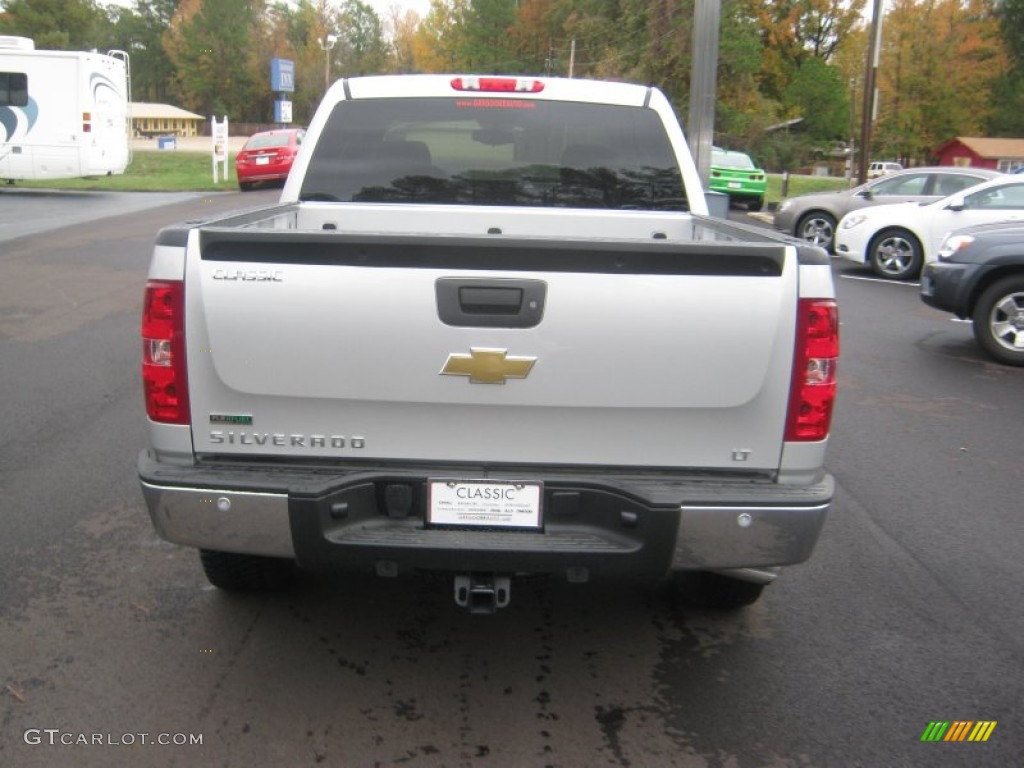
[968, 721, 997, 742]
[920, 721, 996, 742]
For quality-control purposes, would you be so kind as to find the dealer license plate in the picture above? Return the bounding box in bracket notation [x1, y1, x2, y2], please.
[428, 480, 542, 529]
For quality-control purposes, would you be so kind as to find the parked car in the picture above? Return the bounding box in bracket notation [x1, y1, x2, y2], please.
[709, 148, 767, 211]
[835, 175, 1024, 280]
[235, 128, 306, 190]
[867, 161, 903, 179]
[811, 141, 852, 159]
[920, 221, 1024, 366]
[773, 166, 1002, 252]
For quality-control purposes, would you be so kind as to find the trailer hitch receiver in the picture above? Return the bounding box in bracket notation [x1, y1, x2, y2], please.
[454, 574, 511, 614]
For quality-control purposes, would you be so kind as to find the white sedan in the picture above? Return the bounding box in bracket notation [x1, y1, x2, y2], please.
[835, 175, 1024, 280]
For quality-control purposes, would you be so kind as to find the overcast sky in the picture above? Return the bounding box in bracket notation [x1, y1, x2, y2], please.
[369, 0, 432, 22]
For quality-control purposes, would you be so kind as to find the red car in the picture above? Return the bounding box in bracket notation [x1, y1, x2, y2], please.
[235, 128, 305, 190]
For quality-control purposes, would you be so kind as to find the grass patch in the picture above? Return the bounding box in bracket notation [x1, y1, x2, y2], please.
[767, 173, 850, 203]
[13, 150, 240, 192]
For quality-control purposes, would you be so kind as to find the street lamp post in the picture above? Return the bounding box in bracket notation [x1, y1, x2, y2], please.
[319, 34, 338, 94]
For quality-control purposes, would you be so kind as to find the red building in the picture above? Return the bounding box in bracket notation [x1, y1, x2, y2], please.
[932, 137, 1024, 173]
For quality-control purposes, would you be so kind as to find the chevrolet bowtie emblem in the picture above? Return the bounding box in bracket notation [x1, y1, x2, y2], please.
[440, 348, 537, 384]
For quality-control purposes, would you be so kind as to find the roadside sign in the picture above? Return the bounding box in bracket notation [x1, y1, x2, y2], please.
[211, 115, 229, 183]
[271, 58, 295, 93]
[274, 99, 292, 124]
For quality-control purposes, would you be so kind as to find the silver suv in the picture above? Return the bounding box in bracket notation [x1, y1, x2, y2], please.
[773, 166, 1003, 252]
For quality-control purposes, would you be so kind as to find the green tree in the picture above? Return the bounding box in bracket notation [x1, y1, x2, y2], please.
[337, 0, 388, 75]
[985, 71, 1024, 136]
[458, 0, 519, 71]
[109, 0, 178, 103]
[996, 0, 1024, 63]
[985, 0, 1024, 135]
[0, 0, 110, 49]
[163, 0, 258, 120]
[716, 0, 775, 148]
[781, 56, 848, 139]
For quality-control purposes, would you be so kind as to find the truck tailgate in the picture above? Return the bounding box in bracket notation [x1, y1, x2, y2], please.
[186, 230, 796, 471]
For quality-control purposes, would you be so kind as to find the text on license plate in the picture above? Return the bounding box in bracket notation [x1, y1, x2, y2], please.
[428, 480, 542, 529]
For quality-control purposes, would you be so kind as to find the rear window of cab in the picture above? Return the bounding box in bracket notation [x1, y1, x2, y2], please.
[299, 97, 687, 211]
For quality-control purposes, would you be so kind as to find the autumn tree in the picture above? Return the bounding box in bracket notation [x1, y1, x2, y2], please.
[387, 7, 421, 73]
[413, 0, 469, 71]
[262, 0, 326, 121]
[548, 0, 622, 80]
[876, 0, 1006, 160]
[740, 0, 866, 99]
[249, 0, 296, 123]
[505, 0, 557, 75]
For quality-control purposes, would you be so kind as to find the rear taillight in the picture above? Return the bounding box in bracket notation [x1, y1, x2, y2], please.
[142, 280, 190, 424]
[785, 299, 839, 441]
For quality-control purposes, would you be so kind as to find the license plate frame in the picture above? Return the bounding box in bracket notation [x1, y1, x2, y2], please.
[427, 479, 543, 530]
[255, 156, 271, 165]
[727, 181, 742, 189]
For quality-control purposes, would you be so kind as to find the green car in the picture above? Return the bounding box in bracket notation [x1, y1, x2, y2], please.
[709, 148, 767, 211]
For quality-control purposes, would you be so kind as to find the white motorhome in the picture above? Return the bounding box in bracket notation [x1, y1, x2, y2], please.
[0, 36, 130, 181]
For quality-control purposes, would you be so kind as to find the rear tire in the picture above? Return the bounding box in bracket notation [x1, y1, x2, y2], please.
[971, 275, 1024, 366]
[670, 571, 767, 610]
[238, 181, 254, 192]
[796, 211, 837, 251]
[748, 198, 764, 212]
[869, 227, 923, 280]
[199, 549, 295, 592]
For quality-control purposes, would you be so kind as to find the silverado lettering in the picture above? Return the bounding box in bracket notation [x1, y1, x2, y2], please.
[208, 432, 364, 448]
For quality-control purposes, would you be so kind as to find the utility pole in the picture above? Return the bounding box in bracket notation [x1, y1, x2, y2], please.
[847, 78, 857, 182]
[857, 0, 884, 184]
[687, 0, 721, 188]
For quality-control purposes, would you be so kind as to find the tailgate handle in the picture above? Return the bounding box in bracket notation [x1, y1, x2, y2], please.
[436, 278, 546, 328]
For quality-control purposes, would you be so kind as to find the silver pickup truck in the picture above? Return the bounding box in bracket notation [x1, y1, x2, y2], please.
[139, 75, 838, 612]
